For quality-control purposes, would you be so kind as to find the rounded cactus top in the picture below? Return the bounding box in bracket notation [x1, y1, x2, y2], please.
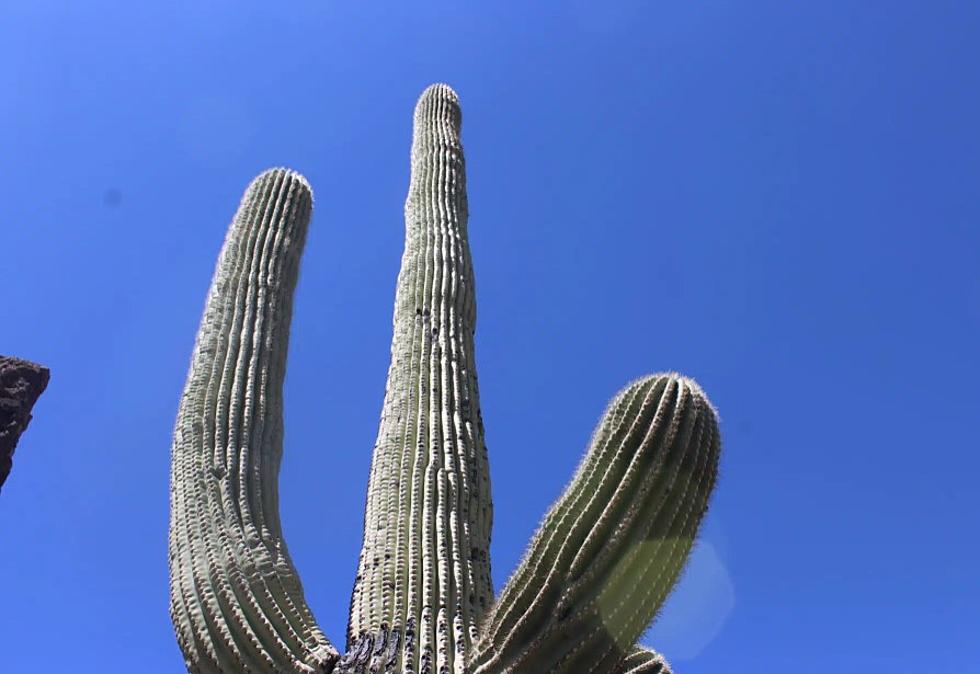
[414, 83, 462, 136]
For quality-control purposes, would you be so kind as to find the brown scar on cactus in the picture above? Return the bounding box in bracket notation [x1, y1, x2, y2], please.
[169, 84, 721, 674]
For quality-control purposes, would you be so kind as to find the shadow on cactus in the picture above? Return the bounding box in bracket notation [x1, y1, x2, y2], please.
[169, 84, 721, 674]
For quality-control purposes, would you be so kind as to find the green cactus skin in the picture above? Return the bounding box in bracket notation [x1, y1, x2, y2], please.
[469, 374, 718, 674]
[168, 169, 338, 674]
[169, 85, 720, 674]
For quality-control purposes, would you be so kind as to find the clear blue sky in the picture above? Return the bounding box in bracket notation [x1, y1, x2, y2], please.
[1, 2, 977, 672]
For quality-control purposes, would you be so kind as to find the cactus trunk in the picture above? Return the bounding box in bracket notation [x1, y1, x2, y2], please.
[340, 84, 493, 674]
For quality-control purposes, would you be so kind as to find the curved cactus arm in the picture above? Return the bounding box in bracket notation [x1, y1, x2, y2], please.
[343, 84, 493, 674]
[169, 169, 338, 674]
[617, 647, 672, 674]
[470, 374, 720, 674]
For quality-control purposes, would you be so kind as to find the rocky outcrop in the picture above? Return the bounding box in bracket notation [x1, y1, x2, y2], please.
[0, 356, 50, 492]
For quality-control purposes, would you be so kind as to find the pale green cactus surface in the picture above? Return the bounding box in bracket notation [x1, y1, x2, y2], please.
[169, 84, 721, 674]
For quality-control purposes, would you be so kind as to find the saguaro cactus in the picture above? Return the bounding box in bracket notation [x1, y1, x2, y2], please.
[169, 84, 721, 674]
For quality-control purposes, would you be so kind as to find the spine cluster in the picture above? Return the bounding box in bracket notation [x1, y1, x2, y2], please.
[348, 84, 493, 674]
[168, 169, 337, 674]
[617, 647, 671, 674]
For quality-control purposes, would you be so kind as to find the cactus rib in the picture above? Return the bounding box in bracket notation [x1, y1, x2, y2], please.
[168, 169, 338, 674]
[345, 83, 493, 674]
[617, 648, 672, 674]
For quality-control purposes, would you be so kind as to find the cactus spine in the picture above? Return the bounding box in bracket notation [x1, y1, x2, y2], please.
[170, 85, 720, 674]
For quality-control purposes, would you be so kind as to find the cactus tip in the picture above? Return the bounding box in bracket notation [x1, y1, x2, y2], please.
[641, 372, 716, 414]
[247, 167, 314, 204]
[414, 83, 462, 133]
[418, 82, 460, 105]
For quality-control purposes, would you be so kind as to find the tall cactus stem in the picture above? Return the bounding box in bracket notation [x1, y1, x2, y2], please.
[471, 374, 719, 674]
[168, 168, 338, 674]
[345, 84, 493, 674]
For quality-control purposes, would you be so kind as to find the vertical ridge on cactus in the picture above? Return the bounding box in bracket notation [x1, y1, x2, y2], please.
[169, 84, 722, 674]
[168, 168, 338, 674]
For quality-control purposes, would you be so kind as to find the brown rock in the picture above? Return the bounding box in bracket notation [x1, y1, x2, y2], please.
[0, 355, 50, 492]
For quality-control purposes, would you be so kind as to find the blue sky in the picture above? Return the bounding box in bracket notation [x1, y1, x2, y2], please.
[1, 2, 978, 672]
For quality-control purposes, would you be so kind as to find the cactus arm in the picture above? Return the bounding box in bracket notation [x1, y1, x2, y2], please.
[343, 84, 493, 674]
[168, 169, 338, 674]
[616, 647, 672, 674]
[470, 374, 720, 674]
[0, 356, 49, 493]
